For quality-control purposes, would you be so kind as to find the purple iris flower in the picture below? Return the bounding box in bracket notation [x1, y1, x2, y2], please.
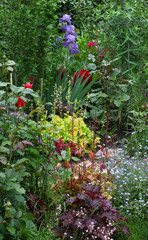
[62, 25, 67, 32]
[66, 34, 76, 42]
[59, 14, 71, 24]
[65, 32, 77, 38]
[66, 25, 75, 33]
[63, 41, 70, 47]
[59, 14, 80, 55]
[69, 42, 80, 55]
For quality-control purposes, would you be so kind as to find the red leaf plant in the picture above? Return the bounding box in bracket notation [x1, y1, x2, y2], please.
[26, 192, 44, 227]
[53, 184, 130, 239]
[73, 70, 92, 86]
[53, 137, 79, 157]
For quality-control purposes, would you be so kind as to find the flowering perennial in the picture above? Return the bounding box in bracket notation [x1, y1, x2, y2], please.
[87, 41, 95, 47]
[24, 82, 33, 89]
[15, 96, 25, 108]
[59, 14, 79, 55]
[73, 70, 92, 86]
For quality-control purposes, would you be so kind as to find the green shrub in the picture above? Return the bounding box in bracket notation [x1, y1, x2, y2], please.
[41, 114, 100, 152]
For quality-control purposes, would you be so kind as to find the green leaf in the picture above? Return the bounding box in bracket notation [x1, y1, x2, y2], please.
[15, 194, 25, 202]
[6, 227, 16, 235]
[7, 66, 14, 72]
[0, 156, 7, 165]
[99, 92, 108, 98]
[7, 97, 18, 105]
[0, 81, 10, 87]
[0, 146, 10, 154]
[61, 150, 67, 160]
[2, 140, 11, 147]
[88, 63, 97, 70]
[11, 158, 28, 167]
[0, 216, 2, 223]
[7, 207, 16, 218]
[16, 219, 26, 229]
[0, 172, 5, 178]
[17, 187, 25, 194]
[0, 90, 5, 96]
[16, 210, 22, 218]
[71, 156, 80, 161]
[22, 212, 34, 220]
[120, 94, 130, 101]
[114, 99, 121, 107]
[5, 60, 16, 66]
[90, 109, 104, 119]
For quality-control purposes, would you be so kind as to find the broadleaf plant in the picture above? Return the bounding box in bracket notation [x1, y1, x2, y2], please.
[53, 184, 130, 240]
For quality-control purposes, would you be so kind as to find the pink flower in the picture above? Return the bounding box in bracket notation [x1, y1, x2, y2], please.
[62, 161, 71, 169]
[98, 55, 104, 59]
[87, 42, 95, 47]
[32, 39, 35, 42]
[24, 82, 33, 89]
[73, 70, 92, 86]
[15, 96, 25, 107]
[104, 49, 107, 51]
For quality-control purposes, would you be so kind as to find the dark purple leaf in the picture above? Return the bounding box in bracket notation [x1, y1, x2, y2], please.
[119, 224, 130, 234]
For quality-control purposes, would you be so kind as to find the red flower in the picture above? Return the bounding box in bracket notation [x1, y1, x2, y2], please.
[98, 55, 104, 59]
[104, 49, 107, 51]
[29, 77, 33, 80]
[73, 70, 92, 86]
[24, 82, 33, 89]
[57, 67, 65, 80]
[62, 161, 71, 169]
[32, 39, 35, 42]
[87, 42, 95, 47]
[15, 96, 25, 107]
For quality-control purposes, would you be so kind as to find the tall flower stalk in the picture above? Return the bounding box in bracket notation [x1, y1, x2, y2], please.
[59, 14, 80, 55]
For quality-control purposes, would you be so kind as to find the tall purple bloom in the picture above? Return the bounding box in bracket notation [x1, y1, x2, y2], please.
[69, 42, 80, 54]
[66, 34, 76, 42]
[59, 14, 79, 55]
[66, 25, 75, 33]
[62, 25, 67, 32]
[59, 14, 71, 24]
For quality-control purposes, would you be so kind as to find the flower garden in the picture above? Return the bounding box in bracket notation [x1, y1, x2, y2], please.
[0, 1, 148, 240]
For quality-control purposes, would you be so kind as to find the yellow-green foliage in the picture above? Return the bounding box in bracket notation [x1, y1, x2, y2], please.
[42, 114, 100, 151]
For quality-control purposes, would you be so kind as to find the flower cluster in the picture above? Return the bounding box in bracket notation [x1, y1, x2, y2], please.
[15, 96, 25, 108]
[15, 81, 33, 108]
[87, 41, 95, 47]
[59, 14, 79, 55]
[73, 69, 92, 86]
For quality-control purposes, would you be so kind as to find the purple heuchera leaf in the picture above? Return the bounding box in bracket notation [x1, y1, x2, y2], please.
[119, 224, 130, 235]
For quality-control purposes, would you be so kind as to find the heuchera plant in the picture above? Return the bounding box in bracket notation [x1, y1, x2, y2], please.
[53, 184, 130, 239]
